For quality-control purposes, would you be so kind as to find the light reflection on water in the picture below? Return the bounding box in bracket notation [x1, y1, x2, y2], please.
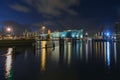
[41, 41, 46, 71]
[114, 42, 117, 64]
[106, 42, 110, 69]
[0, 40, 119, 80]
[80, 40, 83, 60]
[5, 48, 13, 79]
[104, 42, 107, 63]
[67, 42, 71, 65]
[85, 41, 88, 62]
[37, 40, 117, 68]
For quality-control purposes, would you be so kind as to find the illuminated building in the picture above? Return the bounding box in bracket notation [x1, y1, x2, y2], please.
[44, 29, 83, 40]
[60, 29, 83, 38]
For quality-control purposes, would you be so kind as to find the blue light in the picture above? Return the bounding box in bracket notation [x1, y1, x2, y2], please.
[72, 34, 75, 38]
[61, 34, 65, 37]
[61, 32, 66, 38]
[106, 42, 110, 69]
[106, 32, 110, 36]
[71, 32, 76, 38]
[76, 34, 79, 38]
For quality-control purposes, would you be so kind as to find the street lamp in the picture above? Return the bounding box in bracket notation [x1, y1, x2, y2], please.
[42, 26, 46, 33]
[6, 27, 11, 33]
[41, 26, 46, 40]
[42, 26, 45, 30]
[6, 27, 13, 36]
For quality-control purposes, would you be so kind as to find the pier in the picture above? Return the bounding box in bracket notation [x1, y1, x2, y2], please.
[0, 38, 35, 46]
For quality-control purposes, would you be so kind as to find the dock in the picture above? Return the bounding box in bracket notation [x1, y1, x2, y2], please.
[0, 39, 35, 46]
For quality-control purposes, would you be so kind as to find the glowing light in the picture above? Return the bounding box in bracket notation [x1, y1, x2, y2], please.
[72, 34, 75, 38]
[80, 35, 83, 38]
[42, 26, 46, 30]
[106, 32, 110, 36]
[6, 27, 11, 32]
[61, 34, 65, 37]
[61, 32, 66, 38]
[85, 32, 88, 36]
[76, 34, 79, 38]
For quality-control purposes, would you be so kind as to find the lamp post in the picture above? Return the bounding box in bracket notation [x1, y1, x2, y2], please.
[6, 27, 11, 33]
[41, 26, 46, 40]
[42, 26, 46, 33]
[6, 27, 13, 37]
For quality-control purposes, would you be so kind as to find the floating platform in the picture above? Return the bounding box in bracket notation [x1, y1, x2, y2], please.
[0, 39, 35, 46]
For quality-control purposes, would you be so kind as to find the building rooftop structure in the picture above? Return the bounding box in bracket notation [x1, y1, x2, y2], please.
[52, 29, 83, 39]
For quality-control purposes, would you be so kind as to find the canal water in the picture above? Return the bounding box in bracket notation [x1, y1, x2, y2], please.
[0, 40, 120, 80]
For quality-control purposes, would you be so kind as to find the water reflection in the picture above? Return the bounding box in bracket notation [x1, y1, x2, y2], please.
[59, 40, 64, 64]
[114, 42, 117, 64]
[37, 40, 118, 70]
[95, 42, 98, 57]
[24, 50, 28, 59]
[0, 40, 119, 80]
[67, 42, 71, 65]
[51, 41, 59, 64]
[90, 40, 92, 56]
[100, 42, 111, 70]
[35, 41, 41, 56]
[46, 41, 52, 57]
[80, 41, 83, 60]
[41, 41, 46, 71]
[106, 42, 110, 69]
[104, 42, 107, 63]
[76, 41, 80, 60]
[5, 48, 13, 79]
[101, 42, 104, 60]
[85, 41, 88, 62]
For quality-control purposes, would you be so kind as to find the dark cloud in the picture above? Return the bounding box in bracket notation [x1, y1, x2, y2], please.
[9, 3, 30, 13]
[24, 0, 79, 16]
[117, 7, 120, 17]
[5, 0, 117, 34]
[32, 20, 62, 31]
[33, 21, 54, 27]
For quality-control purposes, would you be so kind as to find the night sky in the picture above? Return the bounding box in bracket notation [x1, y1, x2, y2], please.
[0, 0, 120, 34]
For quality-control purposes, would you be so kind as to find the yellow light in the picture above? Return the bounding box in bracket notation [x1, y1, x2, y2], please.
[42, 26, 45, 30]
[41, 41, 46, 71]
